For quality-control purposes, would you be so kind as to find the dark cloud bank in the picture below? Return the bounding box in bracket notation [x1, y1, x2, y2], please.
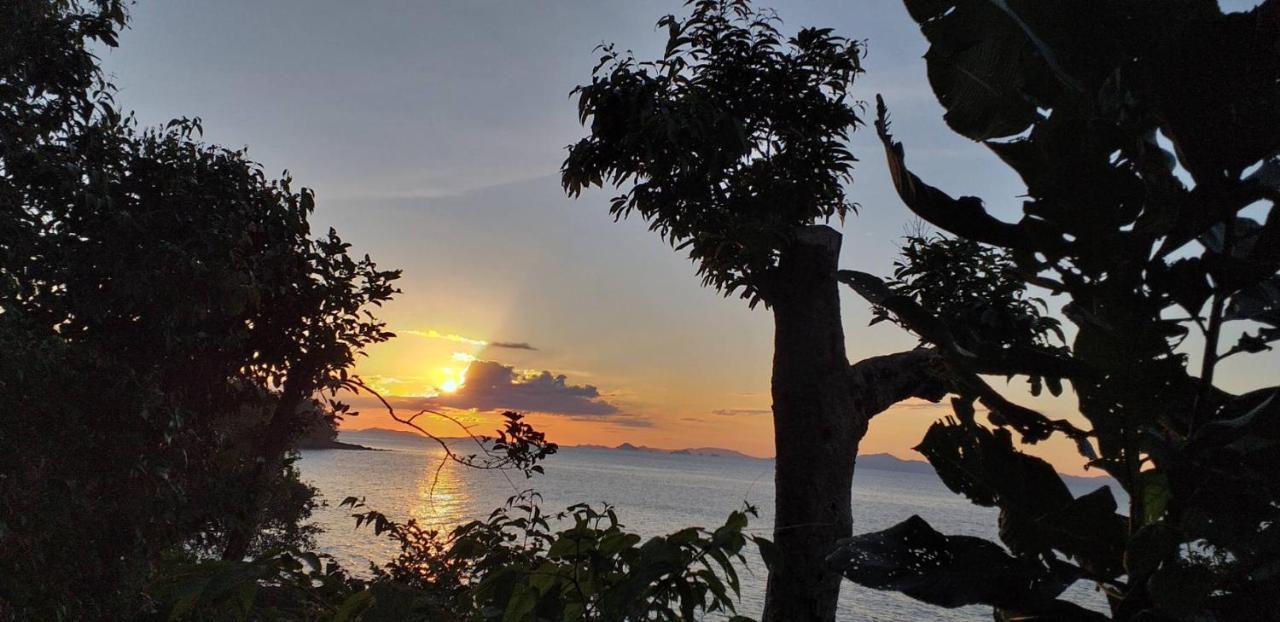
[711, 408, 771, 417]
[489, 341, 537, 351]
[428, 360, 618, 416]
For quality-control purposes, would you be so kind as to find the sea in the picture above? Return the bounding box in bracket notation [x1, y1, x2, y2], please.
[298, 430, 1116, 621]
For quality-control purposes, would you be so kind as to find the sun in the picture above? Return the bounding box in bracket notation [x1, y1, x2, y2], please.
[436, 356, 473, 394]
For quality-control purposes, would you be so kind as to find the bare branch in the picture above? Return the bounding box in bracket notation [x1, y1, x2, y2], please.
[345, 377, 551, 478]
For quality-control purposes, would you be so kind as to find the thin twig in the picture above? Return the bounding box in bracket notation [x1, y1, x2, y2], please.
[345, 378, 521, 493]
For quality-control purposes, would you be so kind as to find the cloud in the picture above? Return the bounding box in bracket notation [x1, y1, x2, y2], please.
[490, 341, 537, 351]
[400, 329, 488, 346]
[425, 360, 619, 417]
[398, 328, 537, 352]
[711, 408, 772, 417]
[588, 414, 655, 428]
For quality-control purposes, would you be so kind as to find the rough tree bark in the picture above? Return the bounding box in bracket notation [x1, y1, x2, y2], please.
[848, 348, 948, 418]
[763, 225, 948, 621]
[764, 225, 856, 621]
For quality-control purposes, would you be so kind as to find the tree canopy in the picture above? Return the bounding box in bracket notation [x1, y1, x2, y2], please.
[562, 0, 863, 306]
[1, 1, 397, 616]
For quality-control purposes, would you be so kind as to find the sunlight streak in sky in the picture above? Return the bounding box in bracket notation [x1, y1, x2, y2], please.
[400, 329, 489, 347]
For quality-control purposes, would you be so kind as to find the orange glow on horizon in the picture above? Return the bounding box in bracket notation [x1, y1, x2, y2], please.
[345, 330, 1101, 478]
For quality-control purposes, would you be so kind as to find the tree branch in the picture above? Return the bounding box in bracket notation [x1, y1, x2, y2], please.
[838, 270, 1088, 380]
[345, 378, 552, 479]
[837, 269, 1095, 446]
[849, 348, 949, 418]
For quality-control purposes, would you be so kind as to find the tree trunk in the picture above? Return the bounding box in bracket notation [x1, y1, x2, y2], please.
[763, 225, 858, 622]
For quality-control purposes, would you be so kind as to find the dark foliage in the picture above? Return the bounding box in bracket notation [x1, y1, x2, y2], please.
[0, 2, 397, 617]
[880, 235, 1064, 354]
[562, 0, 863, 306]
[873, 234, 1071, 399]
[834, 1, 1280, 619]
[829, 515, 1101, 619]
[151, 482, 760, 621]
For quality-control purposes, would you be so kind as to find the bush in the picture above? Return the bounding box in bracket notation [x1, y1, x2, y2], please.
[150, 491, 762, 622]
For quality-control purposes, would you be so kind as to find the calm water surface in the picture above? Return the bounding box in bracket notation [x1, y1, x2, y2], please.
[299, 431, 1114, 621]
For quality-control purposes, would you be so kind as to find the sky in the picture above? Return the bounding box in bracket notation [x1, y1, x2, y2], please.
[101, 1, 1271, 475]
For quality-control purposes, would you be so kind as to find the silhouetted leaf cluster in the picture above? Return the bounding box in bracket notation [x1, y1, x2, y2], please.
[562, 0, 863, 307]
[1, 2, 397, 617]
[152, 491, 761, 622]
[834, 1, 1280, 619]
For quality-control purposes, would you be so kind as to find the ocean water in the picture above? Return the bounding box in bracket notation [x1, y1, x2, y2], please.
[299, 431, 1115, 621]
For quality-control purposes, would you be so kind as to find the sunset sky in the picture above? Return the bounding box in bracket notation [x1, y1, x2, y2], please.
[102, 0, 1272, 475]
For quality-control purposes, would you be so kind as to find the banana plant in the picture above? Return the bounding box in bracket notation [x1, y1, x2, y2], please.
[833, 1, 1280, 619]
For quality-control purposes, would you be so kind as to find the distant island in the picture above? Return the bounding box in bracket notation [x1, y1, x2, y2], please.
[297, 436, 377, 451]
[575, 441, 760, 460]
[298, 426, 379, 451]
[335, 428, 1113, 485]
[575, 443, 1114, 487]
[339, 427, 469, 444]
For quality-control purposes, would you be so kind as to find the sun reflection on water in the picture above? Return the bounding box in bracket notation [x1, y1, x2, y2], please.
[411, 449, 469, 529]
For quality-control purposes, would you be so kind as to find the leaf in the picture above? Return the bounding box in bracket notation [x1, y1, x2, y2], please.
[1229, 331, 1274, 355]
[360, 583, 428, 621]
[599, 532, 641, 556]
[1189, 388, 1278, 450]
[331, 590, 373, 622]
[1225, 275, 1280, 324]
[1073, 435, 1099, 461]
[1125, 523, 1179, 579]
[526, 561, 560, 594]
[298, 551, 321, 572]
[1199, 218, 1263, 259]
[1161, 258, 1212, 316]
[915, 419, 1078, 558]
[232, 581, 256, 622]
[830, 515, 1086, 613]
[1147, 561, 1217, 614]
[752, 535, 780, 572]
[501, 584, 538, 622]
[915, 419, 1073, 512]
[1034, 486, 1128, 578]
[1045, 375, 1063, 397]
[908, 3, 1041, 139]
[874, 96, 1064, 254]
[1140, 471, 1172, 525]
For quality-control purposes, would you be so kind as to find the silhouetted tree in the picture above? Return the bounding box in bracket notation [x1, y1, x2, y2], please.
[563, 2, 951, 618]
[0, 1, 397, 616]
[833, 1, 1280, 619]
